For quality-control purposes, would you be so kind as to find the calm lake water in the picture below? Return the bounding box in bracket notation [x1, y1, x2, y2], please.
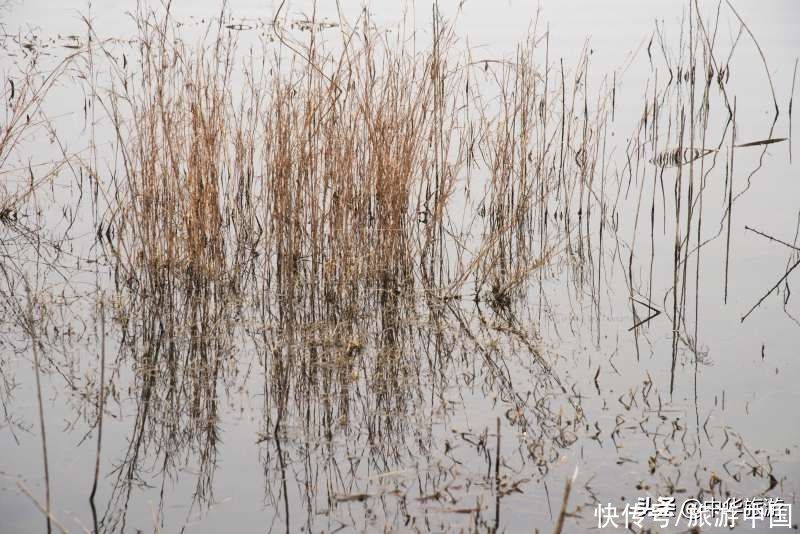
[1, 1, 798, 532]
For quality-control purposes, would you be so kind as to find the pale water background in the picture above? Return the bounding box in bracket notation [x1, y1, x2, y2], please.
[0, 1, 799, 532]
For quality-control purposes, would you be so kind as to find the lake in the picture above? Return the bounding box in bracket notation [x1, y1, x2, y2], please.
[0, 1, 798, 532]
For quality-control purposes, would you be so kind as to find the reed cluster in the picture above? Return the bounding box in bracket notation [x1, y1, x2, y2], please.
[94, 5, 622, 323]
